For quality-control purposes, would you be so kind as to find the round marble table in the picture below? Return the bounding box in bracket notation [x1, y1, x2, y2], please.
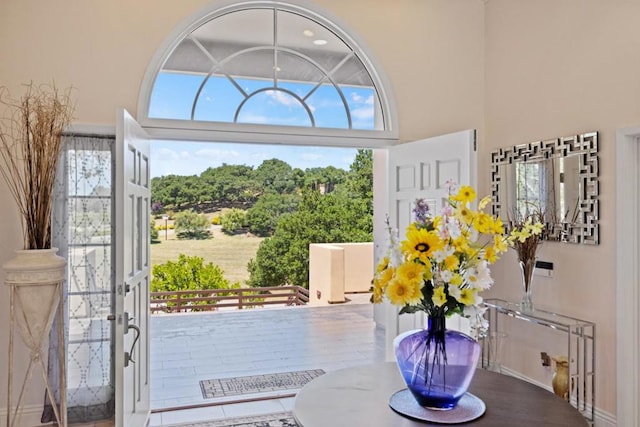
[293, 362, 588, 426]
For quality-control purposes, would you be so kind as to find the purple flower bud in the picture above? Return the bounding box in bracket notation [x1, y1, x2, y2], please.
[413, 198, 431, 223]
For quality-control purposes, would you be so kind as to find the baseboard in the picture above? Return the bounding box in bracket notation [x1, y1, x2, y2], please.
[0, 403, 53, 427]
[498, 366, 616, 427]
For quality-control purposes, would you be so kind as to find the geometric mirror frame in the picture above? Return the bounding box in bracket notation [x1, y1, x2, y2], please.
[491, 131, 599, 245]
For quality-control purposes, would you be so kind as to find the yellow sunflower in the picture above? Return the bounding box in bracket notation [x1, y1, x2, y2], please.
[395, 261, 426, 285]
[452, 185, 476, 204]
[443, 254, 460, 272]
[455, 205, 475, 225]
[401, 225, 444, 262]
[376, 256, 390, 273]
[385, 278, 423, 306]
[473, 212, 493, 234]
[371, 264, 395, 303]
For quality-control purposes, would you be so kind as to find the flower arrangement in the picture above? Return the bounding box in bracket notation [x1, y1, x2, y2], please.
[371, 183, 508, 338]
[507, 213, 545, 264]
[0, 83, 74, 249]
[506, 210, 545, 310]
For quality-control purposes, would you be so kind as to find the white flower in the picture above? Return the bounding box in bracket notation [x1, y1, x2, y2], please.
[432, 249, 449, 263]
[440, 270, 453, 282]
[474, 261, 494, 290]
[447, 283, 461, 300]
[446, 218, 462, 239]
[463, 268, 479, 288]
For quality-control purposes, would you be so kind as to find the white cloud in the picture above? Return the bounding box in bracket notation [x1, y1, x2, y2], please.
[195, 148, 241, 162]
[351, 92, 364, 103]
[236, 112, 269, 124]
[351, 106, 374, 120]
[301, 153, 324, 162]
[155, 147, 180, 161]
[265, 89, 299, 107]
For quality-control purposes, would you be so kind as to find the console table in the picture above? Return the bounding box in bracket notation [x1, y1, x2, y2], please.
[293, 362, 588, 426]
[483, 299, 595, 424]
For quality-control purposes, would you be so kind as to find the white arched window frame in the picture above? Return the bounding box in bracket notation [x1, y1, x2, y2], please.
[137, 0, 398, 147]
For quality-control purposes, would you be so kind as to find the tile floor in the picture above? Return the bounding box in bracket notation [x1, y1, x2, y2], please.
[148, 300, 386, 426]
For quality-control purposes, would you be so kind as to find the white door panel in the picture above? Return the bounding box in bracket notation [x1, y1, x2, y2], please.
[382, 129, 476, 360]
[115, 109, 151, 427]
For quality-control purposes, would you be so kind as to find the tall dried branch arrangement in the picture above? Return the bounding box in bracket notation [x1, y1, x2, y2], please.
[0, 83, 74, 249]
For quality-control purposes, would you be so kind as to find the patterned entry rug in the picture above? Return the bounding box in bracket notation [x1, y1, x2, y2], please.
[167, 412, 298, 427]
[200, 370, 325, 399]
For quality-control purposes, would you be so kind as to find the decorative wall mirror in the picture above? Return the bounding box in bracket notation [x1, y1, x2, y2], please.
[490, 131, 599, 245]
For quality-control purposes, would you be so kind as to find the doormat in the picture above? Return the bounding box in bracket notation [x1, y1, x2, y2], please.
[199, 369, 325, 399]
[166, 412, 298, 427]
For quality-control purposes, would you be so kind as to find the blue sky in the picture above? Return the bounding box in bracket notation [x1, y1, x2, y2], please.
[151, 141, 358, 178]
[148, 72, 374, 178]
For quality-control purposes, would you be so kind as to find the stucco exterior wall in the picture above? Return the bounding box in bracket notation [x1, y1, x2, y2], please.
[0, 0, 486, 413]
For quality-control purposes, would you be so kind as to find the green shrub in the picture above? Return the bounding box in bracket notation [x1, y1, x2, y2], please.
[174, 210, 211, 239]
[151, 254, 239, 310]
[150, 217, 159, 243]
[220, 208, 247, 234]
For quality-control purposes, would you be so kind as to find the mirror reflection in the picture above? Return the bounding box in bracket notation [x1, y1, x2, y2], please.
[491, 132, 599, 245]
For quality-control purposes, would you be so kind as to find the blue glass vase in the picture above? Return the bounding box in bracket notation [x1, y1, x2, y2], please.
[393, 316, 481, 410]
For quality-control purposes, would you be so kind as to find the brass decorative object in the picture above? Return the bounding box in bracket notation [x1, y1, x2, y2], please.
[552, 355, 570, 400]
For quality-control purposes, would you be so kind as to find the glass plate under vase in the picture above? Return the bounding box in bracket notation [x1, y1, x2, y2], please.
[393, 315, 481, 410]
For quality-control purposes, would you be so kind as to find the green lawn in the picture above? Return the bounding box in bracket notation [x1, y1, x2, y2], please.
[150, 226, 264, 285]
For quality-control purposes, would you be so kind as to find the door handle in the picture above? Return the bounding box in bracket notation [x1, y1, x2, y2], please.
[125, 323, 140, 367]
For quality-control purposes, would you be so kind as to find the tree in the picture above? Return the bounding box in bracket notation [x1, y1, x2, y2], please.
[247, 190, 372, 288]
[151, 174, 201, 209]
[174, 209, 211, 239]
[345, 149, 373, 203]
[200, 164, 257, 203]
[254, 158, 299, 194]
[302, 166, 347, 193]
[246, 193, 300, 236]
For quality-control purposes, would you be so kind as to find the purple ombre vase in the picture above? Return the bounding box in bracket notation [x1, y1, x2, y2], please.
[393, 316, 481, 410]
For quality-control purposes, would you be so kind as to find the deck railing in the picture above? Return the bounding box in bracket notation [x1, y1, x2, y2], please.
[150, 286, 310, 314]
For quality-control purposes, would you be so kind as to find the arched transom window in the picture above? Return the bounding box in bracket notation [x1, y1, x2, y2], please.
[141, 2, 396, 140]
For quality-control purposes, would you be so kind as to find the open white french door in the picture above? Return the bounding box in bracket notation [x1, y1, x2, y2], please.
[380, 129, 477, 359]
[115, 109, 151, 427]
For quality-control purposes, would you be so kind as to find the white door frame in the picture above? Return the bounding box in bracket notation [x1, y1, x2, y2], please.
[616, 126, 640, 426]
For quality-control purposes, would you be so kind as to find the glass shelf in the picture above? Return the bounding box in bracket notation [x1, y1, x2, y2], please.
[482, 298, 595, 425]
